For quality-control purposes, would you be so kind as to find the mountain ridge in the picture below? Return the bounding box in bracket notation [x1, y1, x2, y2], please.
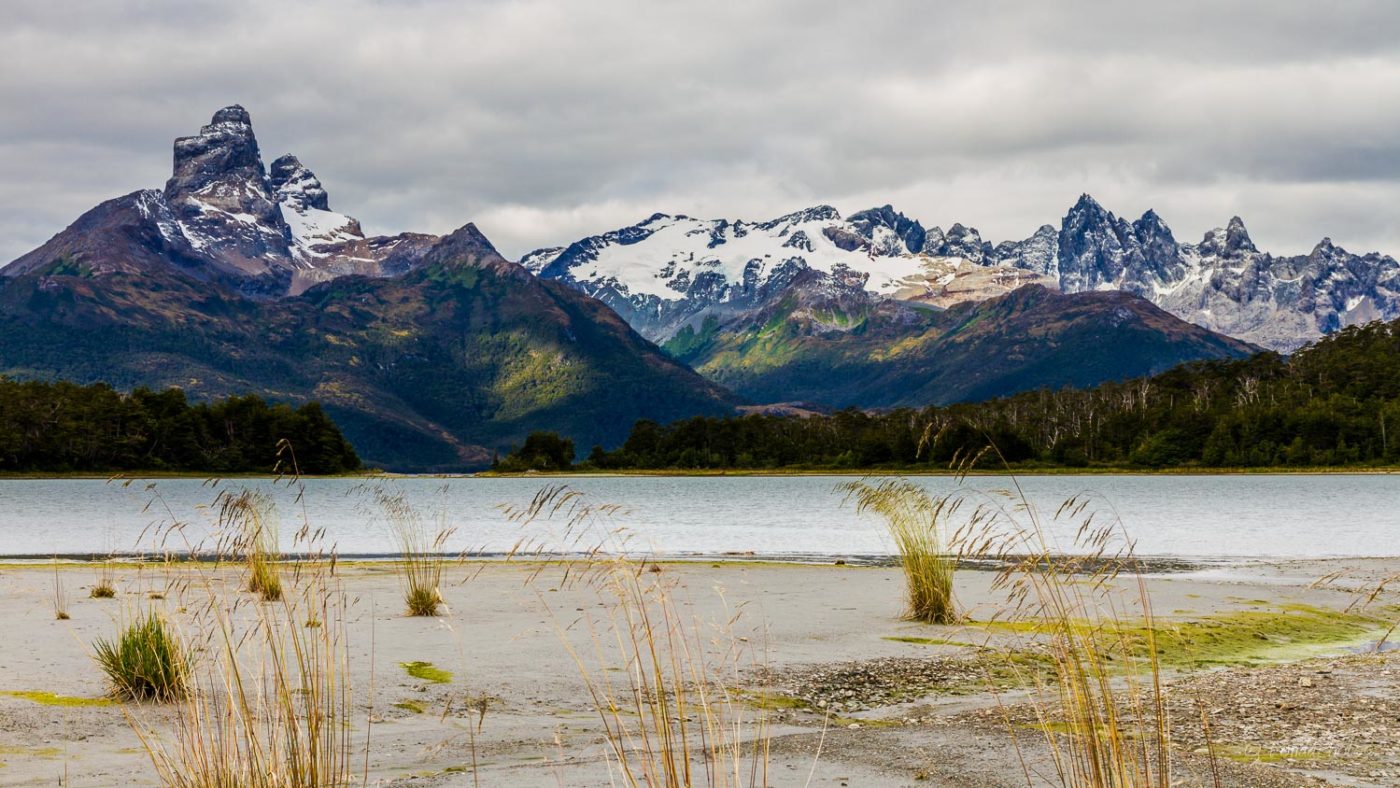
[525, 194, 1400, 352]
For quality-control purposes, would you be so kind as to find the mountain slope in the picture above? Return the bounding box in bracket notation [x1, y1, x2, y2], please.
[527, 197, 1400, 352]
[665, 283, 1256, 408]
[0, 225, 734, 470]
[0, 108, 735, 470]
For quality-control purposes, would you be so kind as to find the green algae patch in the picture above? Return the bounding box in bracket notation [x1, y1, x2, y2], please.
[394, 700, 426, 714]
[1221, 745, 1335, 764]
[884, 635, 979, 648]
[400, 661, 452, 684]
[737, 690, 811, 712]
[0, 745, 62, 757]
[967, 604, 1390, 670]
[1, 690, 115, 707]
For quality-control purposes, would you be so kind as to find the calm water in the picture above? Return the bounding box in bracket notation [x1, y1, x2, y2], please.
[0, 475, 1395, 560]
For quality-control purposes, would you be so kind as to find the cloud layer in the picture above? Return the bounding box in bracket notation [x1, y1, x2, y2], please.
[5, 0, 1400, 262]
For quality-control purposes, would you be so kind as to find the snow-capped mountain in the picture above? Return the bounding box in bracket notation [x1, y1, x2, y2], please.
[521, 205, 1050, 341]
[4, 105, 437, 297]
[526, 195, 1400, 351]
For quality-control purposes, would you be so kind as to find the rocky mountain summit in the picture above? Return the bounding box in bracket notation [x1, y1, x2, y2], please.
[3, 106, 435, 297]
[528, 195, 1400, 351]
[0, 106, 735, 470]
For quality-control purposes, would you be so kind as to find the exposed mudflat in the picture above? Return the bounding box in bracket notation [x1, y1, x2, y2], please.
[0, 557, 1396, 786]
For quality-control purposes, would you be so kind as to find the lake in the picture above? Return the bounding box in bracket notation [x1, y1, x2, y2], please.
[0, 474, 1395, 560]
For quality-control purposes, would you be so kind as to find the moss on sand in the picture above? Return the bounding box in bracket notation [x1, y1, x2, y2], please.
[400, 661, 452, 684]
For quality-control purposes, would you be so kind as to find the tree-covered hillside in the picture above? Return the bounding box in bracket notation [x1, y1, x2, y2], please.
[0, 379, 360, 474]
[549, 318, 1400, 471]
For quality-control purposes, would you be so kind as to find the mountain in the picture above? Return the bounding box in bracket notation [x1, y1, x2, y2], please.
[520, 205, 1051, 344]
[526, 196, 1400, 352]
[662, 280, 1255, 407]
[4, 105, 438, 299]
[0, 107, 734, 470]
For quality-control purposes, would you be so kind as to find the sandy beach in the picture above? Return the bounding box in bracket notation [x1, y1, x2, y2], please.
[1, 557, 1398, 787]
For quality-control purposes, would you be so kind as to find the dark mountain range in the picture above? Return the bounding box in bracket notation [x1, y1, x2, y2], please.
[526, 195, 1400, 352]
[0, 108, 733, 470]
[663, 279, 1256, 407]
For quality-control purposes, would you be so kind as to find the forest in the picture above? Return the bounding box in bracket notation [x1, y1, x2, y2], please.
[501, 318, 1400, 472]
[0, 380, 361, 474]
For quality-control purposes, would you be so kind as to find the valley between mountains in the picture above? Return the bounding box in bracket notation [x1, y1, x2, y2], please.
[4, 106, 1394, 470]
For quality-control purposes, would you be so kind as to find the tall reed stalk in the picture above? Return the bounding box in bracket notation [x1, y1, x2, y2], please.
[135, 475, 360, 786]
[52, 560, 71, 620]
[374, 489, 453, 616]
[506, 486, 771, 787]
[840, 479, 960, 624]
[219, 491, 282, 602]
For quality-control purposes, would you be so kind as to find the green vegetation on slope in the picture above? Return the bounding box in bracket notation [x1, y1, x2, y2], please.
[666, 284, 1255, 408]
[515, 317, 1400, 472]
[0, 234, 733, 472]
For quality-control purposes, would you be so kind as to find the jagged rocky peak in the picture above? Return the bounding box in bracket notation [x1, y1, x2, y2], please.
[162, 105, 291, 271]
[166, 105, 270, 203]
[270, 154, 331, 212]
[924, 222, 989, 262]
[1225, 216, 1257, 254]
[1133, 209, 1175, 243]
[1198, 216, 1258, 257]
[847, 205, 925, 254]
[269, 153, 364, 253]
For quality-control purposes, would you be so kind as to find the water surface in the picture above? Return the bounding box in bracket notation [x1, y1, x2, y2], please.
[0, 474, 1394, 560]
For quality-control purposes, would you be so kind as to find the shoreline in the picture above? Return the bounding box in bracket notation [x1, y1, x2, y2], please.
[2, 558, 1397, 785]
[2, 465, 1399, 480]
[7, 553, 1399, 577]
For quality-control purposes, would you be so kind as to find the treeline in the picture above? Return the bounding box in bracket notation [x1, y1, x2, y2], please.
[503, 318, 1400, 471]
[0, 379, 361, 474]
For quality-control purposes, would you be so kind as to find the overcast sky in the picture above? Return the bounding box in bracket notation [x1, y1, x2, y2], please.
[5, 0, 1400, 263]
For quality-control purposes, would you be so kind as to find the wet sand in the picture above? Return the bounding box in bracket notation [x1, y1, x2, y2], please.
[1, 557, 1397, 786]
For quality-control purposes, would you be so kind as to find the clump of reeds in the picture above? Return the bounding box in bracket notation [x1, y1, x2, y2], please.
[91, 559, 117, 598]
[915, 457, 1185, 786]
[139, 584, 357, 787]
[840, 478, 960, 624]
[133, 470, 360, 786]
[219, 490, 282, 602]
[375, 489, 453, 616]
[93, 612, 188, 702]
[52, 560, 71, 620]
[506, 485, 771, 787]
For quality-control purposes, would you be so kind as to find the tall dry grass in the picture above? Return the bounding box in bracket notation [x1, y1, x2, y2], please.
[881, 426, 1195, 786]
[128, 470, 363, 787]
[137, 581, 358, 787]
[504, 485, 772, 787]
[218, 490, 282, 602]
[840, 478, 960, 624]
[52, 559, 71, 620]
[372, 488, 453, 616]
[91, 558, 118, 598]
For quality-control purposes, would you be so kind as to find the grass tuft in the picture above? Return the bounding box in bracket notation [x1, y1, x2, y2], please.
[840, 479, 959, 624]
[93, 612, 188, 702]
[374, 488, 453, 617]
[51, 560, 71, 620]
[91, 559, 117, 598]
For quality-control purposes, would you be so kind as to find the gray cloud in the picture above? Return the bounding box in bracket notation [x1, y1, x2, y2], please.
[5, 0, 1400, 262]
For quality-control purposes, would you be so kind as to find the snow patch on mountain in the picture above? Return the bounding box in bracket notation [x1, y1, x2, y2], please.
[529, 194, 1400, 351]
